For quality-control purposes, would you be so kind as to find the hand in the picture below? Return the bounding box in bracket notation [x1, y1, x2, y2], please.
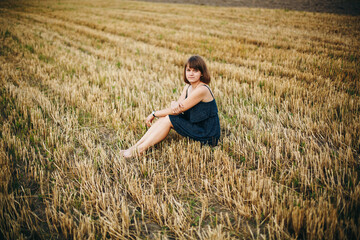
[171, 101, 184, 114]
[145, 114, 154, 127]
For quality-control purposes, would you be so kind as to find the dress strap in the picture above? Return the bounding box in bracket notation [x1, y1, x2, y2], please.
[202, 84, 215, 99]
[185, 85, 190, 99]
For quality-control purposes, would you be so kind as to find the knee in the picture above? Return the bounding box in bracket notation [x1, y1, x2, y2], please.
[161, 115, 173, 128]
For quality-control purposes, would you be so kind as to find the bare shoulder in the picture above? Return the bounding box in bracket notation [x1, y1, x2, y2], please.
[199, 84, 213, 96]
[177, 84, 190, 102]
[182, 85, 189, 92]
[198, 84, 214, 101]
[192, 85, 208, 95]
[188, 85, 210, 101]
[200, 84, 212, 91]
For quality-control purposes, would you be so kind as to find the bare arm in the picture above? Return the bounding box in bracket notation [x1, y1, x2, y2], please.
[177, 86, 207, 112]
[163, 85, 207, 116]
[145, 106, 182, 127]
[153, 84, 202, 118]
[171, 85, 188, 114]
[148, 86, 207, 125]
[145, 85, 194, 126]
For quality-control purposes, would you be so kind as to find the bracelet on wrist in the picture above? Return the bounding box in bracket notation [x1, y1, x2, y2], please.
[152, 111, 156, 117]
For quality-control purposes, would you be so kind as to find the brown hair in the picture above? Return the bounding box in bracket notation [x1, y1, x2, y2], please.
[183, 55, 211, 84]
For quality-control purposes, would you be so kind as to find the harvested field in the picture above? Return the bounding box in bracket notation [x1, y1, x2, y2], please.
[0, 0, 359, 239]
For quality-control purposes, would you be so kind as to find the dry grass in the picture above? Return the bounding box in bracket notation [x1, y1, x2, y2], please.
[0, 0, 359, 239]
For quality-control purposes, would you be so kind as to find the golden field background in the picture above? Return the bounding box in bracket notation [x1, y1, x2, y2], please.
[0, 0, 359, 239]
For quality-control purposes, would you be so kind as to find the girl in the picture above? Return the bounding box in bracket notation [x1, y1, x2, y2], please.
[121, 55, 220, 158]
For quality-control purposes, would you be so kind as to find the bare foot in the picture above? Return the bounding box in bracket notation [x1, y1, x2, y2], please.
[121, 147, 139, 159]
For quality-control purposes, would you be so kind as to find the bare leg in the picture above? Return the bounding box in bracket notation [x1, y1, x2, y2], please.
[137, 116, 173, 153]
[121, 117, 165, 157]
[133, 117, 166, 148]
[122, 116, 173, 158]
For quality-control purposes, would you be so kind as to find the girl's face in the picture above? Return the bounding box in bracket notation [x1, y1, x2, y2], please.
[186, 66, 202, 83]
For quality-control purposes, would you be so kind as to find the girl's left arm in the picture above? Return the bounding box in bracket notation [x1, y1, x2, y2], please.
[145, 86, 207, 126]
[155, 85, 190, 117]
[156, 87, 206, 117]
[145, 86, 189, 126]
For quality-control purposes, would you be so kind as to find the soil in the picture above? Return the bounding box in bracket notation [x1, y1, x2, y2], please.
[134, 0, 360, 15]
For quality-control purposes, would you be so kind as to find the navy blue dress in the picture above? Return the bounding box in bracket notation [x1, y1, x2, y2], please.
[169, 85, 221, 146]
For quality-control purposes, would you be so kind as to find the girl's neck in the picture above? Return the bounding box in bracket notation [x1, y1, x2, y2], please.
[190, 81, 204, 89]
